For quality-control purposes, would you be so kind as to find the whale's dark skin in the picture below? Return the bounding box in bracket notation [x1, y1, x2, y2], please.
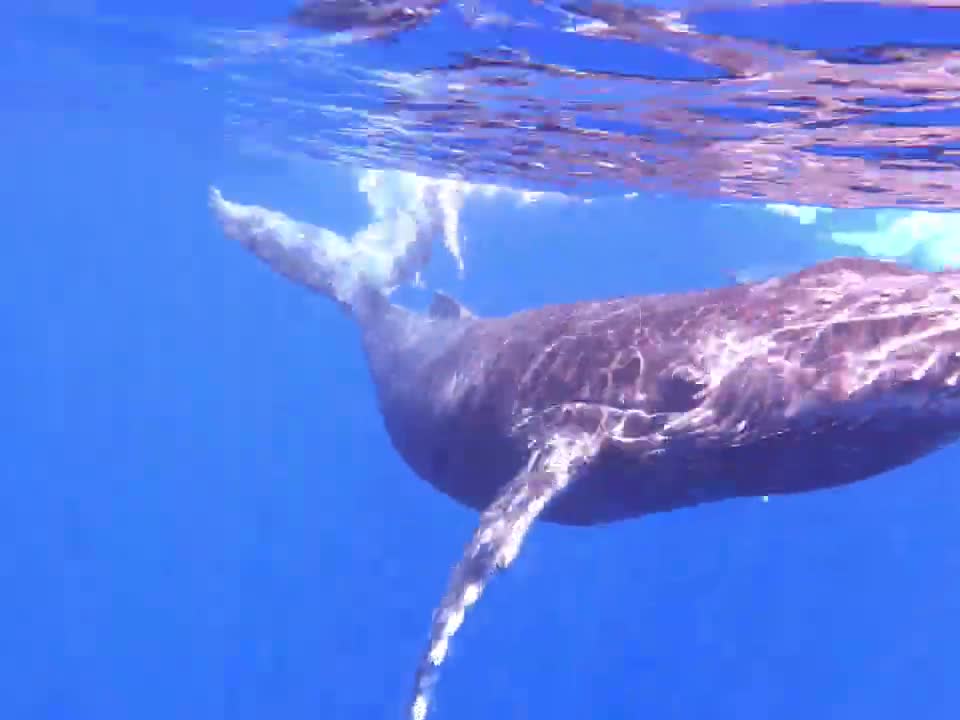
[289, 0, 445, 41]
[209, 190, 960, 720]
[360, 257, 960, 718]
[361, 257, 960, 529]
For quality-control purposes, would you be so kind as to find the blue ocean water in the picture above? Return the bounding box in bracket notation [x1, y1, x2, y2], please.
[4, 2, 960, 719]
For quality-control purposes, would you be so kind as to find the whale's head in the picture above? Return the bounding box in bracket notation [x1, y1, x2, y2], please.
[645, 258, 960, 500]
[674, 259, 960, 445]
[780, 259, 960, 419]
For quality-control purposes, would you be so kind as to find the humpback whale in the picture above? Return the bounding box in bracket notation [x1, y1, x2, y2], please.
[290, 0, 445, 41]
[210, 188, 960, 720]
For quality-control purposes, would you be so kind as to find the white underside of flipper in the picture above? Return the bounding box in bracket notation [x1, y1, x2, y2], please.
[409, 434, 600, 720]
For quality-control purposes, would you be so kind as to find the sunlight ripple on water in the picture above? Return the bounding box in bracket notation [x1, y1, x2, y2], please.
[190, 0, 960, 208]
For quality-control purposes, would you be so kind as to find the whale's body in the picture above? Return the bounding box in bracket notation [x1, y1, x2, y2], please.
[210, 190, 960, 720]
[290, 0, 444, 41]
[362, 257, 960, 527]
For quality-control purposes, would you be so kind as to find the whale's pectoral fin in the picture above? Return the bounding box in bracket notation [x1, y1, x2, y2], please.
[409, 445, 586, 720]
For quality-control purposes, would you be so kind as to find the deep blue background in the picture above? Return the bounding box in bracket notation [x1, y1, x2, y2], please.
[4, 3, 960, 720]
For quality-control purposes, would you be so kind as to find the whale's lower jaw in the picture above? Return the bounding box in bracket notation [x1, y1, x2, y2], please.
[373, 361, 960, 527]
[537, 411, 960, 526]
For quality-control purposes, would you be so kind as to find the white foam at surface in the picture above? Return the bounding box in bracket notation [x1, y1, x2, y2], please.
[354, 168, 574, 274]
[836, 210, 960, 268]
[765, 202, 832, 225]
[764, 203, 960, 270]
